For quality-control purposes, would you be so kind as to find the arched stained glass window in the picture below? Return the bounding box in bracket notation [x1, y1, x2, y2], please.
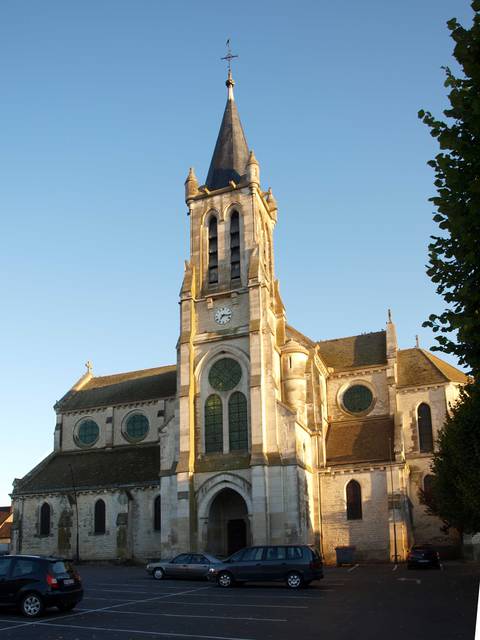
[209, 358, 242, 391]
[205, 394, 223, 453]
[208, 217, 218, 284]
[229, 392, 248, 451]
[230, 211, 240, 280]
[346, 480, 362, 520]
[94, 499, 106, 535]
[154, 495, 161, 532]
[418, 403, 434, 453]
[40, 502, 51, 536]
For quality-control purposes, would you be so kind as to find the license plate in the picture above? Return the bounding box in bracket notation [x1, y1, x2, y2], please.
[63, 578, 74, 585]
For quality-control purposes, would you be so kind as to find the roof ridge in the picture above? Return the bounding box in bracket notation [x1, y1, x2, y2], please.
[90, 364, 176, 382]
[317, 329, 386, 344]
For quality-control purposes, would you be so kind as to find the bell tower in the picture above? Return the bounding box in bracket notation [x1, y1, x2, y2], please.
[175, 69, 295, 552]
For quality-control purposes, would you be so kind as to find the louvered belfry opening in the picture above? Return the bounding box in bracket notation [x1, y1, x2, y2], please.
[230, 211, 240, 281]
[208, 217, 218, 284]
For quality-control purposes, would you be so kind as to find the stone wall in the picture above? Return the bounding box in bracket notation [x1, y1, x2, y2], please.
[320, 468, 390, 564]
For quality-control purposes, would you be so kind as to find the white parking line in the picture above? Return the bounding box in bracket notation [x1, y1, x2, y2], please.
[392, 565, 398, 572]
[82, 595, 133, 601]
[347, 564, 359, 572]
[87, 587, 162, 595]
[157, 601, 308, 609]
[397, 577, 421, 585]
[77, 608, 287, 622]
[179, 591, 332, 600]
[0, 585, 210, 634]
[36, 622, 256, 640]
[94, 583, 182, 591]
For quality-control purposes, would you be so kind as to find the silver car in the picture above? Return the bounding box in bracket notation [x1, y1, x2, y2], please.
[146, 553, 222, 581]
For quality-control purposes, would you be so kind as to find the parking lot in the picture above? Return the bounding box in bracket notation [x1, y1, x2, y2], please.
[0, 562, 478, 640]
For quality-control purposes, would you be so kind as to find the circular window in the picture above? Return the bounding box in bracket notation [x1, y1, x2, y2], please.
[342, 385, 374, 414]
[208, 358, 242, 391]
[77, 419, 99, 447]
[125, 413, 149, 442]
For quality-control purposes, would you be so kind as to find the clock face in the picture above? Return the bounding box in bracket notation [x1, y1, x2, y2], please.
[214, 306, 232, 325]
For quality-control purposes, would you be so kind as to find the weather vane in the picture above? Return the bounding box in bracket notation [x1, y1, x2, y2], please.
[221, 39, 238, 74]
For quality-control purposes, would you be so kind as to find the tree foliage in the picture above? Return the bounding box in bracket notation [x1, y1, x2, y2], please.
[418, 2, 480, 535]
[420, 387, 480, 534]
[418, 0, 480, 378]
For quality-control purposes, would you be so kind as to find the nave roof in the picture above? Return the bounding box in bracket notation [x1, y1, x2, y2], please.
[57, 365, 176, 412]
[13, 445, 160, 496]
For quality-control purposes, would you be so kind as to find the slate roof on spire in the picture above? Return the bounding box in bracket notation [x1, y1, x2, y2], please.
[205, 74, 249, 190]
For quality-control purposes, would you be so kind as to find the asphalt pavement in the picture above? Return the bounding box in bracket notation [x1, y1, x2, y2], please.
[0, 562, 477, 640]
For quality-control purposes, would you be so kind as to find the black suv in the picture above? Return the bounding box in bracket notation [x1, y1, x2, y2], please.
[0, 555, 83, 617]
[208, 545, 323, 589]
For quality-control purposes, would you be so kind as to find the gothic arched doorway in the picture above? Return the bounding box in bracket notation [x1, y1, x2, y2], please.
[207, 488, 250, 557]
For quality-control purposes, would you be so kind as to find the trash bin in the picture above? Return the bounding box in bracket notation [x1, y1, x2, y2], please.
[335, 545, 356, 566]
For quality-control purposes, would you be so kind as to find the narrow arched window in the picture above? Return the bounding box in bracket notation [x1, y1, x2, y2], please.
[230, 211, 240, 280]
[346, 480, 362, 520]
[208, 217, 218, 284]
[205, 394, 223, 453]
[418, 403, 433, 453]
[229, 391, 248, 451]
[40, 502, 51, 536]
[423, 475, 435, 501]
[94, 499, 106, 534]
[154, 495, 161, 532]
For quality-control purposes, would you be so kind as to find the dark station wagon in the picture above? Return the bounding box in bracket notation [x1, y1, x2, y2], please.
[0, 555, 83, 617]
[208, 544, 323, 589]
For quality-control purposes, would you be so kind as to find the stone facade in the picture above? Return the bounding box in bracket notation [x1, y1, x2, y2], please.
[11, 74, 467, 563]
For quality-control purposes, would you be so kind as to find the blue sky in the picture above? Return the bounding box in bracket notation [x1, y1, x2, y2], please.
[0, 1, 472, 505]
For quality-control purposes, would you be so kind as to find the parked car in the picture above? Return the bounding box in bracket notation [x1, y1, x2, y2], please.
[208, 545, 323, 589]
[0, 555, 83, 617]
[407, 544, 441, 569]
[146, 553, 222, 580]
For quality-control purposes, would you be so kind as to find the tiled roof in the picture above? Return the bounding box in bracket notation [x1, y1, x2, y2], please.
[326, 416, 394, 465]
[285, 324, 316, 350]
[0, 508, 11, 527]
[397, 349, 468, 388]
[0, 521, 11, 540]
[14, 445, 160, 495]
[57, 365, 176, 412]
[318, 331, 387, 371]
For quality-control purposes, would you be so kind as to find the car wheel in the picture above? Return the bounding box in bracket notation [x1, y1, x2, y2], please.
[57, 602, 76, 612]
[217, 571, 234, 588]
[20, 593, 44, 618]
[286, 571, 304, 589]
[153, 568, 165, 580]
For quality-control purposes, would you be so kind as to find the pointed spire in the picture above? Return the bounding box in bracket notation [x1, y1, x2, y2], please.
[185, 167, 199, 203]
[246, 149, 260, 186]
[205, 72, 250, 190]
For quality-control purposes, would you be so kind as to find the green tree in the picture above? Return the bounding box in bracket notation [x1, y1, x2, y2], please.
[421, 387, 480, 535]
[418, 1, 480, 535]
[419, 0, 480, 378]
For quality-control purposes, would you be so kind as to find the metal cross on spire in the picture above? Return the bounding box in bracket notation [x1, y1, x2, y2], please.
[221, 39, 238, 74]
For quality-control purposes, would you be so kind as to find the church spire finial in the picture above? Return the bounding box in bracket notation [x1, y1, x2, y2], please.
[221, 39, 238, 101]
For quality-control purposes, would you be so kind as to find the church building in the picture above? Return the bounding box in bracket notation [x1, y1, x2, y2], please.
[11, 70, 468, 564]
